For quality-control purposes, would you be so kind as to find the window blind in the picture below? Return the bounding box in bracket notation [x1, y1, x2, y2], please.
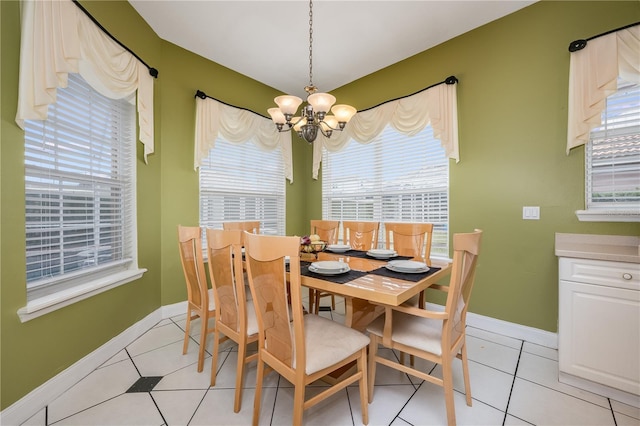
[322, 125, 449, 256]
[24, 73, 136, 299]
[587, 79, 640, 211]
[199, 138, 286, 236]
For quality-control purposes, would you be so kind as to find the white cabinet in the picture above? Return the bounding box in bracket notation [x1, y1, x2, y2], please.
[558, 257, 640, 399]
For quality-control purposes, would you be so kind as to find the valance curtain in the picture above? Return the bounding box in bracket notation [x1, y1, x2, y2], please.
[312, 82, 459, 179]
[566, 25, 640, 154]
[194, 97, 293, 183]
[15, 0, 155, 162]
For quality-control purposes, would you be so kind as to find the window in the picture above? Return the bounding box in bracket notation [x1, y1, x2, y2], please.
[23, 73, 142, 312]
[199, 138, 286, 236]
[322, 125, 449, 257]
[581, 79, 640, 221]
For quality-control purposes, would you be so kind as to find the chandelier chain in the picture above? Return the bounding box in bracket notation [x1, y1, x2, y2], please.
[308, 0, 313, 87]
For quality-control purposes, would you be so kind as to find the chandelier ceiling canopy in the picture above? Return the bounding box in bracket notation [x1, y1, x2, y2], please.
[268, 0, 356, 144]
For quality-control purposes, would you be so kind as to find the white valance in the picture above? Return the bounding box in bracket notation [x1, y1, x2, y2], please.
[15, 0, 155, 162]
[566, 25, 640, 154]
[312, 82, 459, 179]
[194, 97, 293, 183]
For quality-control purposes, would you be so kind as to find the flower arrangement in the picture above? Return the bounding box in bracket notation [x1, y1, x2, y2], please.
[300, 234, 326, 253]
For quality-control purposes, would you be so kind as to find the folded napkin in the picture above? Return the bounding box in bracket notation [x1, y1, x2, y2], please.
[368, 266, 441, 282]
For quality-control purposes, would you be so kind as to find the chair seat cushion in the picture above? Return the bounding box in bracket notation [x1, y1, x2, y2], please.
[302, 315, 370, 375]
[246, 299, 259, 336]
[366, 311, 443, 356]
[208, 288, 215, 311]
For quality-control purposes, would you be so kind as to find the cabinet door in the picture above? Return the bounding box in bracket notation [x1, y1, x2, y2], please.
[559, 280, 640, 395]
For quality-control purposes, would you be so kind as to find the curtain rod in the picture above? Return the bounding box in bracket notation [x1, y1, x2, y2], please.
[358, 76, 458, 113]
[568, 21, 639, 52]
[195, 75, 458, 119]
[195, 90, 270, 119]
[72, 0, 158, 78]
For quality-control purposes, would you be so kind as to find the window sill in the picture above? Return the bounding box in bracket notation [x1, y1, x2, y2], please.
[17, 268, 147, 323]
[576, 210, 640, 223]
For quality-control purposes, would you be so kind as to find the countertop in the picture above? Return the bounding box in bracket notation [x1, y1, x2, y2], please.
[555, 233, 640, 263]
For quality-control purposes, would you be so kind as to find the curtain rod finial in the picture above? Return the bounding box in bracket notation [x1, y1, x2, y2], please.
[149, 68, 158, 78]
[569, 39, 587, 52]
[445, 76, 458, 85]
[195, 90, 207, 99]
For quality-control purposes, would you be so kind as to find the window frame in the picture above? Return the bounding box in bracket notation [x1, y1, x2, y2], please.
[321, 125, 450, 258]
[577, 79, 640, 222]
[19, 73, 146, 322]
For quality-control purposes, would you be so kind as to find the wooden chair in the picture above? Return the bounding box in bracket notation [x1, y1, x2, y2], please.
[384, 222, 434, 308]
[343, 220, 380, 251]
[366, 229, 483, 426]
[206, 228, 259, 413]
[177, 225, 215, 372]
[223, 220, 260, 239]
[309, 220, 340, 313]
[244, 232, 370, 426]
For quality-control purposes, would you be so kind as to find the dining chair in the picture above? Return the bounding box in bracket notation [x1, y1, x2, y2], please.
[343, 220, 380, 251]
[384, 222, 434, 308]
[309, 220, 340, 313]
[177, 225, 215, 372]
[206, 228, 259, 413]
[366, 229, 483, 426]
[243, 232, 370, 426]
[222, 220, 260, 239]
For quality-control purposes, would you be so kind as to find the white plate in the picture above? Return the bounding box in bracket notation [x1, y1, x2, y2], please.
[309, 261, 350, 275]
[326, 244, 351, 253]
[386, 260, 429, 273]
[367, 249, 397, 259]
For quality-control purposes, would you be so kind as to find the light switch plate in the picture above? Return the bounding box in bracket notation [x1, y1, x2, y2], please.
[523, 206, 540, 220]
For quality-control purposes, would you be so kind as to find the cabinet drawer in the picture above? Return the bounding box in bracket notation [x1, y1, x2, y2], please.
[559, 258, 640, 291]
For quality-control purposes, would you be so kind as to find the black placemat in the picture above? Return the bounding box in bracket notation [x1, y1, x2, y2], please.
[327, 249, 413, 261]
[301, 264, 368, 284]
[368, 266, 441, 282]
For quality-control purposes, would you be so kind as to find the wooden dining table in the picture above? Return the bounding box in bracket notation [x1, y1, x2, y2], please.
[299, 251, 452, 332]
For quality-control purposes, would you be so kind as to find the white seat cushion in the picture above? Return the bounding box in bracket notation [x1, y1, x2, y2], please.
[366, 311, 443, 356]
[301, 315, 370, 375]
[245, 299, 259, 336]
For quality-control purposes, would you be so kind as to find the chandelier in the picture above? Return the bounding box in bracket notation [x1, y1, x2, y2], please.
[267, 0, 356, 144]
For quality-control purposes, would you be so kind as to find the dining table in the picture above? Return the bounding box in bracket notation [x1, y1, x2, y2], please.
[298, 250, 452, 332]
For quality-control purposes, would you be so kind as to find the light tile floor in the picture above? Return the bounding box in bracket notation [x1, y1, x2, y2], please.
[21, 298, 640, 426]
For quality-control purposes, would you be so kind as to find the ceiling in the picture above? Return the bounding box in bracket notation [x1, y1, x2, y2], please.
[128, 0, 536, 98]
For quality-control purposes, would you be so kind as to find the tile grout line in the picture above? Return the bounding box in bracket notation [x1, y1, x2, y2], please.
[608, 398, 618, 426]
[502, 340, 524, 426]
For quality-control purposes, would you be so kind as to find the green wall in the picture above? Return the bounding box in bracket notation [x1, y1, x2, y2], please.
[1, 0, 639, 412]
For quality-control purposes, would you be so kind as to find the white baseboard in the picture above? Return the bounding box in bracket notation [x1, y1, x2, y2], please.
[161, 300, 187, 319]
[425, 302, 558, 349]
[0, 309, 162, 426]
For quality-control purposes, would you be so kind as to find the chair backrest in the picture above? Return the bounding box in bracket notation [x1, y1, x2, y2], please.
[384, 222, 434, 262]
[443, 229, 483, 349]
[177, 225, 209, 310]
[342, 221, 380, 251]
[223, 221, 260, 234]
[310, 220, 340, 245]
[244, 232, 304, 369]
[206, 228, 246, 333]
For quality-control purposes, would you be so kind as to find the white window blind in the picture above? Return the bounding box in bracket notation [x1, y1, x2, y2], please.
[24, 73, 137, 301]
[322, 125, 449, 257]
[586, 79, 640, 211]
[199, 138, 286, 236]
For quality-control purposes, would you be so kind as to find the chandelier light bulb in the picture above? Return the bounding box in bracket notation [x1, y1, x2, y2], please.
[331, 104, 357, 123]
[274, 95, 303, 116]
[267, 108, 287, 125]
[307, 93, 336, 114]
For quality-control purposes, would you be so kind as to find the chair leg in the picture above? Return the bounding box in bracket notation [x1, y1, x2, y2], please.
[358, 347, 369, 425]
[308, 288, 315, 314]
[331, 294, 336, 310]
[234, 339, 247, 413]
[460, 342, 472, 406]
[367, 338, 378, 403]
[292, 383, 305, 426]
[197, 317, 207, 372]
[252, 357, 265, 426]
[314, 292, 321, 314]
[183, 312, 193, 354]
[210, 328, 220, 386]
[442, 356, 457, 426]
